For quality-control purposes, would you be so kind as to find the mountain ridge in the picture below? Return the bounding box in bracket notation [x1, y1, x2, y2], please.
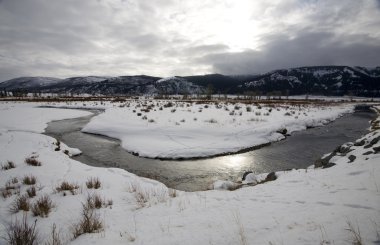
[1, 66, 379, 97]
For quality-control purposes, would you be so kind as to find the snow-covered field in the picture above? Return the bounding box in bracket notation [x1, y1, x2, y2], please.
[81, 101, 354, 159]
[0, 101, 379, 244]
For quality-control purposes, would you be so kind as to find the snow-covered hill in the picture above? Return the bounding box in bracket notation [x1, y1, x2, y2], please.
[0, 77, 62, 90]
[155, 76, 204, 95]
[241, 66, 380, 96]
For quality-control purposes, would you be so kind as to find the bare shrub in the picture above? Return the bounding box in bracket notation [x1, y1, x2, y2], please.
[346, 221, 363, 245]
[26, 187, 37, 198]
[255, 112, 261, 116]
[2, 189, 12, 198]
[4, 214, 39, 245]
[180, 119, 185, 123]
[127, 181, 139, 193]
[107, 199, 113, 206]
[85, 194, 103, 209]
[86, 177, 101, 189]
[54, 140, 61, 151]
[93, 195, 103, 209]
[171, 109, 176, 113]
[6, 177, 19, 186]
[246, 106, 252, 112]
[3, 178, 20, 198]
[25, 157, 41, 166]
[45, 224, 62, 245]
[148, 119, 155, 123]
[23, 175, 37, 185]
[134, 190, 150, 208]
[1, 161, 15, 170]
[205, 119, 218, 123]
[163, 102, 174, 108]
[56, 181, 79, 195]
[168, 188, 177, 198]
[142, 115, 147, 120]
[71, 203, 103, 239]
[10, 195, 30, 213]
[31, 195, 54, 217]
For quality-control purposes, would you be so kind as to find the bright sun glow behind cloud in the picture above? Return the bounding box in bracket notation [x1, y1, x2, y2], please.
[167, 0, 266, 52]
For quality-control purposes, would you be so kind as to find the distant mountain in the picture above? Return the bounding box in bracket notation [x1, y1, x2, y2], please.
[0, 77, 62, 90]
[1, 66, 379, 97]
[41, 75, 161, 95]
[238, 66, 380, 97]
[155, 77, 204, 95]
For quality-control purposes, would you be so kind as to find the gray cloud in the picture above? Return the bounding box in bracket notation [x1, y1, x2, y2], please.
[0, 0, 379, 81]
[201, 31, 380, 74]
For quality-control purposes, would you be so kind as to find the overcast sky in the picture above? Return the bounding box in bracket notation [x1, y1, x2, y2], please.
[0, 0, 379, 81]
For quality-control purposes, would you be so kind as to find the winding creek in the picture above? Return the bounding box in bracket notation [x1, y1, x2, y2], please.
[45, 108, 375, 191]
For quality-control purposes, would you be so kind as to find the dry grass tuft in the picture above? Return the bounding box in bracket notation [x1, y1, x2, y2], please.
[56, 181, 79, 195]
[22, 175, 37, 185]
[86, 194, 102, 209]
[10, 195, 30, 213]
[1, 161, 16, 170]
[31, 195, 54, 217]
[26, 187, 37, 198]
[2, 178, 20, 198]
[86, 177, 101, 189]
[2, 189, 13, 198]
[25, 157, 41, 166]
[84, 193, 113, 210]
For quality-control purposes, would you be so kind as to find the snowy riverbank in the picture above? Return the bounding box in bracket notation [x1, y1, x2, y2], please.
[0, 101, 379, 244]
[81, 101, 354, 159]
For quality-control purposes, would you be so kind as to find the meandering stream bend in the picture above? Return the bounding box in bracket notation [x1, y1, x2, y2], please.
[45, 109, 375, 191]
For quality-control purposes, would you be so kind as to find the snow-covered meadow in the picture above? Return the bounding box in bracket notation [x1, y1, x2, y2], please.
[0, 101, 379, 244]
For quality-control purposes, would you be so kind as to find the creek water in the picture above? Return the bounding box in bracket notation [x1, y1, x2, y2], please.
[45, 109, 375, 191]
